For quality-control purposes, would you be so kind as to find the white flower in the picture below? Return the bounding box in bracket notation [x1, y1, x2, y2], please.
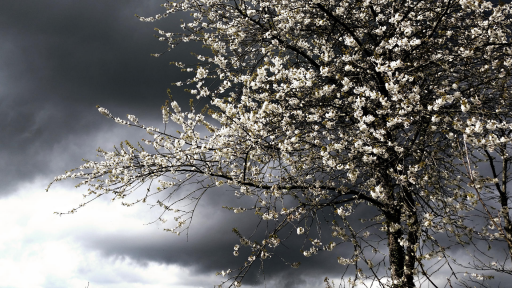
[127, 114, 139, 124]
[196, 67, 208, 79]
[97, 106, 112, 118]
[461, 102, 470, 112]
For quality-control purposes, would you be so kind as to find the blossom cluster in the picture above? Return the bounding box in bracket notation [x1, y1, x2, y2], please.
[49, 0, 512, 286]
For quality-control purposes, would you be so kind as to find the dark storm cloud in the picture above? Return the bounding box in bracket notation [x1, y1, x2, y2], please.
[3, 1, 512, 287]
[0, 1, 284, 284]
[74, 185, 374, 286]
[0, 0, 197, 195]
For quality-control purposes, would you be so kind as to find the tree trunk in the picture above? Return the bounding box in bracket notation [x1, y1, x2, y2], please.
[385, 205, 417, 288]
[386, 211, 409, 288]
[404, 213, 419, 287]
[403, 187, 419, 287]
[388, 227, 406, 287]
[500, 158, 512, 258]
[501, 207, 512, 259]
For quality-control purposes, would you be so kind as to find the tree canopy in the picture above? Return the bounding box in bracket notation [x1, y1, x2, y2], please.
[49, 0, 512, 287]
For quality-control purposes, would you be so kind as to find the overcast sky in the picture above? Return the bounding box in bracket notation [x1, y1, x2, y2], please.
[0, 1, 350, 287]
[1, 1, 511, 288]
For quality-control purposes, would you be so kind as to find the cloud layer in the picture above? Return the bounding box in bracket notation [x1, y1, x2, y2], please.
[1, 0, 511, 287]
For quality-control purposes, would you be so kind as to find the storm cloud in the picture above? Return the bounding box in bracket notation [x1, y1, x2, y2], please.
[1, 0, 511, 287]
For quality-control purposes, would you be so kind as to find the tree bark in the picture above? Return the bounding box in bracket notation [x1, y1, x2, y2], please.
[499, 157, 512, 258]
[386, 210, 408, 288]
[404, 213, 419, 287]
[385, 203, 418, 288]
[388, 228, 405, 287]
[404, 187, 419, 287]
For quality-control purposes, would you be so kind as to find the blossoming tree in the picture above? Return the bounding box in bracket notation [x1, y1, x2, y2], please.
[48, 0, 512, 286]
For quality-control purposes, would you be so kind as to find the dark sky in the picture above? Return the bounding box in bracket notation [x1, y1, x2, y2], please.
[1, 1, 511, 287]
[0, 1, 351, 287]
[0, 0, 188, 193]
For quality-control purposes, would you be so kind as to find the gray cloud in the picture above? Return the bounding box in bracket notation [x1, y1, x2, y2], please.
[2, 0, 512, 287]
[0, 0, 198, 194]
[66, 185, 387, 286]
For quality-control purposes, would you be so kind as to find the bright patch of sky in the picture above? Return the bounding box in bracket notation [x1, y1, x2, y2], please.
[0, 179, 218, 288]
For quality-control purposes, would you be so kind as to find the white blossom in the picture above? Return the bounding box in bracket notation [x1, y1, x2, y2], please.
[51, 1, 512, 287]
